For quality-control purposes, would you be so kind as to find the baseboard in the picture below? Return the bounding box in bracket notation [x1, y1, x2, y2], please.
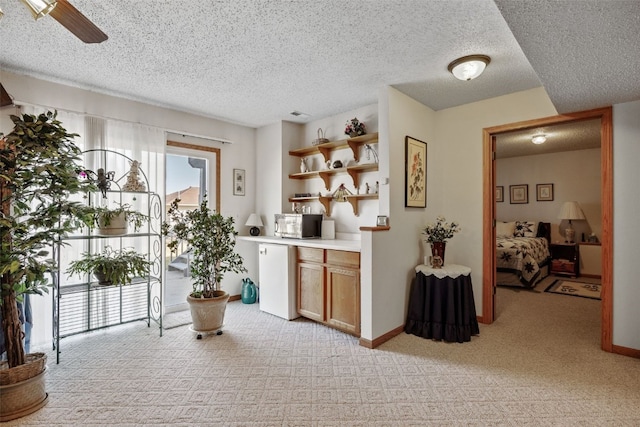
[612, 344, 640, 359]
[359, 325, 404, 349]
[229, 294, 241, 302]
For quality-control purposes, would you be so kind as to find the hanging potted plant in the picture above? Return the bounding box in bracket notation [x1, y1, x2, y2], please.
[0, 111, 96, 421]
[66, 246, 150, 286]
[162, 195, 246, 333]
[93, 202, 149, 236]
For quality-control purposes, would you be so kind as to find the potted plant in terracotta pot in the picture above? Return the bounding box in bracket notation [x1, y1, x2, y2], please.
[93, 202, 149, 236]
[162, 195, 246, 334]
[0, 111, 96, 421]
[66, 246, 150, 286]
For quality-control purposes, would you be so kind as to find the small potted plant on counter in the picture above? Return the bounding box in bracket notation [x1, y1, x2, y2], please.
[66, 246, 150, 286]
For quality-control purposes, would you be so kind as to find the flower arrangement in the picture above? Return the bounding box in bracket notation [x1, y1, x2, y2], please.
[344, 117, 366, 137]
[422, 216, 461, 243]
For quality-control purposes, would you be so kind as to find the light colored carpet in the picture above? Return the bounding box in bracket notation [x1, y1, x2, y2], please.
[11, 286, 640, 426]
[545, 279, 602, 300]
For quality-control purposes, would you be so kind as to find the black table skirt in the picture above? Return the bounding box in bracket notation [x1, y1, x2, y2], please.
[405, 271, 479, 343]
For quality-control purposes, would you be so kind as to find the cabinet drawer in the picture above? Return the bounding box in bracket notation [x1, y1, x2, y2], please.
[297, 247, 324, 263]
[326, 250, 360, 268]
[551, 260, 575, 273]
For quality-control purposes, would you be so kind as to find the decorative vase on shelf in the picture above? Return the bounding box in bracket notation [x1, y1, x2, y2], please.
[431, 242, 446, 267]
[300, 157, 308, 173]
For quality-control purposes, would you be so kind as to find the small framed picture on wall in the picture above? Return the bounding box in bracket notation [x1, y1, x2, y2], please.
[509, 184, 528, 204]
[536, 183, 554, 201]
[233, 169, 245, 196]
[496, 186, 504, 203]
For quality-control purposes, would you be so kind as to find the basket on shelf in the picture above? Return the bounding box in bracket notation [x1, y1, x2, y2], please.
[312, 128, 330, 146]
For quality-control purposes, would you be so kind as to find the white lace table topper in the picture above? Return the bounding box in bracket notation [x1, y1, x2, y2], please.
[415, 264, 471, 279]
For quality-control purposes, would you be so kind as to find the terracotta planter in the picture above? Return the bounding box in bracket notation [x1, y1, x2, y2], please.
[0, 353, 48, 422]
[187, 291, 229, 332]
[97, 212, 128, 236]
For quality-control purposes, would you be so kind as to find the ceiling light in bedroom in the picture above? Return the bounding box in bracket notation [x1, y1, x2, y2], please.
[558, 201, 586, 243]
[448, 55, 491, 81]
[531, 134, 547, 144]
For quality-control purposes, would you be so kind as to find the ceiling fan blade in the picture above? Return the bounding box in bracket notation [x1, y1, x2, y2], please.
[1, 83, 14, 107]
[49, 0, 108, 44]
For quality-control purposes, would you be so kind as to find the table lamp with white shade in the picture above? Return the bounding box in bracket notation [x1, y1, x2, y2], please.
[245, 213, 264, 236]
[558, 201, 586, 243]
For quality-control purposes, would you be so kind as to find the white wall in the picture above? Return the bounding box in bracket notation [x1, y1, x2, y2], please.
[497, 148, 601, 242]
[363, 87, 436, 340]
[612, 99, 640, 351]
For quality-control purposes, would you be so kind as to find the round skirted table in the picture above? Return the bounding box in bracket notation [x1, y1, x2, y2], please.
[404, 264, 479, 343]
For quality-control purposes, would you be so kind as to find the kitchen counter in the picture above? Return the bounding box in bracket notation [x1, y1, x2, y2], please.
[238, 235, 361, 252]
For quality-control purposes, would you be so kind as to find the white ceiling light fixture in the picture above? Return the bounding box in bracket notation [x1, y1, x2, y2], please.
[21, 0, 58, 20]
[531, 134, 547, 144]
[447, 54, 491, 81]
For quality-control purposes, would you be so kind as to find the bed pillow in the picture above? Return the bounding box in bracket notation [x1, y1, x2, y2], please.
[514, 220, 537, 237]
[496, 221, 516, 238]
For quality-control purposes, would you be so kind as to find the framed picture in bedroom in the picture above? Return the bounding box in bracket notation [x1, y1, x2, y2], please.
[496, 186, 504, 203]
[509, 184, 528, 204]
[233, 169, 245, 196]
[404, 136, 427, 208]
[536, 183, 554, 201]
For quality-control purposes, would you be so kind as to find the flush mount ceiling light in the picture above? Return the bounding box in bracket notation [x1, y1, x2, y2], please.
[21, 0, 57, 20]
[447, 55, 491, 81]
[531, 134, 547, 145]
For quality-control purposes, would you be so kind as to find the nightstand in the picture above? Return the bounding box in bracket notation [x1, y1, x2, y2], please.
[550, 243, 579, 277]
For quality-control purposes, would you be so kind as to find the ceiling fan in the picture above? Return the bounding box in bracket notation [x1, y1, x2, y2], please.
[17, 0, 108, 44]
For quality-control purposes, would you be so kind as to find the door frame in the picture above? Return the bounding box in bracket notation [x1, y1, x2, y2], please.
[166, 140, 221, 212]
[482, 106, 613, 352]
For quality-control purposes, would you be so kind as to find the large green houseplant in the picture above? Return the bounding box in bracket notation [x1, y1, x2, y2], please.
[162, 196, 246, 332]
[0, 111, 96, 420]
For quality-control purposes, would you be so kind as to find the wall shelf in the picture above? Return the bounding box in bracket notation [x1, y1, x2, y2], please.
[289, 163, 378, 190]
[289, 132, 378, 163]
[289, 193, 378, 217]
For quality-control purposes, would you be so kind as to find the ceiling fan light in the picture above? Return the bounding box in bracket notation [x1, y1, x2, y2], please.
[448, 55, 491, 81]
[531, 134, 547, 144]
[21, 0, 58, 20]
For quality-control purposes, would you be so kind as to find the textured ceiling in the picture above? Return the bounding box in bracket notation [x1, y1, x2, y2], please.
[495, 118, 601, 159]
[0, 0, 638, 137]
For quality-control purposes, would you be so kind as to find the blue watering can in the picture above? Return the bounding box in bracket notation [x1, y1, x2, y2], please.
[241, 278, 257, 304]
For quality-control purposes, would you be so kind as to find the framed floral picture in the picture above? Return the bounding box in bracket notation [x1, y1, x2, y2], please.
[536, 183, 554, 201]
[233, 169, 245, 196]
[405, 136, 427, 208]
[496, 186, 504, 203]
[509, 184, 528, 204]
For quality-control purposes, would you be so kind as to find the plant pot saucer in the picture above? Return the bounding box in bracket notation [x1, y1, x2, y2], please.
[188, 324, 224, 339]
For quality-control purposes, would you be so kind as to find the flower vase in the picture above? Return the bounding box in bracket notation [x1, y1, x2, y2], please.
[431, 242, 446, 266]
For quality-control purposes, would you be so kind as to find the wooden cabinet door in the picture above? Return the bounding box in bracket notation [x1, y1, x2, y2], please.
[297, 261, 324, 322]
[326, 266, 360, 335]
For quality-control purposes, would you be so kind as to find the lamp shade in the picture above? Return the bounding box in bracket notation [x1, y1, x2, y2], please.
[447, 55, 491, 81]
[558, 201, 586, 221]
[245, 213, 263, 227]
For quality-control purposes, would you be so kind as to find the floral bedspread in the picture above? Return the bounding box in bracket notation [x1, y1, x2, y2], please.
[496, 236, 550, 287]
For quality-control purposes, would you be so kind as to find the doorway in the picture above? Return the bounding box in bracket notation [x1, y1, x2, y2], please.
[482, 107, 613, 352]
[164, 141, 221, 314]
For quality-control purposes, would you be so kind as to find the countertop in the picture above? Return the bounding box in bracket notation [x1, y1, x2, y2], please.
[237, 235, 361, 252]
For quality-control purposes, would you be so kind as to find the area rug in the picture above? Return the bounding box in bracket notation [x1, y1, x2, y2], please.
[544, 280, 601, 300]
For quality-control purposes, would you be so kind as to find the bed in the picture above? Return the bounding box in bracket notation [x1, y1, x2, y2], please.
[496, 221, 551, 288]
